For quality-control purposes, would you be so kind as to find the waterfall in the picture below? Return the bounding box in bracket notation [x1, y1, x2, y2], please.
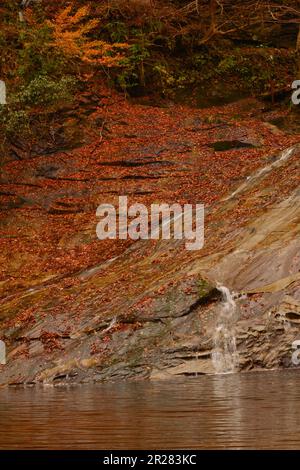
[223, 145, 297, 202]
[212, 285, 239, 374]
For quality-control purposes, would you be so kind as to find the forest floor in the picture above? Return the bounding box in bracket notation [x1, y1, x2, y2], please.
[0, 85, 298, 298]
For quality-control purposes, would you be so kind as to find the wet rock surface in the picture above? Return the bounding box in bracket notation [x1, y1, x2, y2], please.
[0, 95, 300, 385]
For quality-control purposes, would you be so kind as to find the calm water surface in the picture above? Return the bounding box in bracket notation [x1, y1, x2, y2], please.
[0, 370, 300, 449]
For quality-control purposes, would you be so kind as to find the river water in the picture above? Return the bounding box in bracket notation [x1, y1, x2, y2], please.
[0, 370, 300, 449]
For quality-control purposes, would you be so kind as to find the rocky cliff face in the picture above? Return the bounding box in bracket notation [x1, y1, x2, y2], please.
[0, 96, 299, 386]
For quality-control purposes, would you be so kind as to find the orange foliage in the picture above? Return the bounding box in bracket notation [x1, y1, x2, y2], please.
[46, 4, 129, 66]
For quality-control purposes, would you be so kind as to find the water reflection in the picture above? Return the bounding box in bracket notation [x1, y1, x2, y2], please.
[0, 370, 300, 449]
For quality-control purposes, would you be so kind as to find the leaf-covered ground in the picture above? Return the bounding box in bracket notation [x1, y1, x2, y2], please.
[1, 86, 298, 297]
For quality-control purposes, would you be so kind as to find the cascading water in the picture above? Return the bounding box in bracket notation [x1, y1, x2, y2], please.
[223, 146, 296, 202]
[212, 284, 239, 374]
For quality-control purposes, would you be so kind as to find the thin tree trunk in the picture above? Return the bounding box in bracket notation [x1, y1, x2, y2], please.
[210, 0, 217, 33]
[297, 24, 300, 51]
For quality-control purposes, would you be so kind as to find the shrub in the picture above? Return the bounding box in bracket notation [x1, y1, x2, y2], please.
[0, 109, 30, 137]
[17, 75, 76, 108]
